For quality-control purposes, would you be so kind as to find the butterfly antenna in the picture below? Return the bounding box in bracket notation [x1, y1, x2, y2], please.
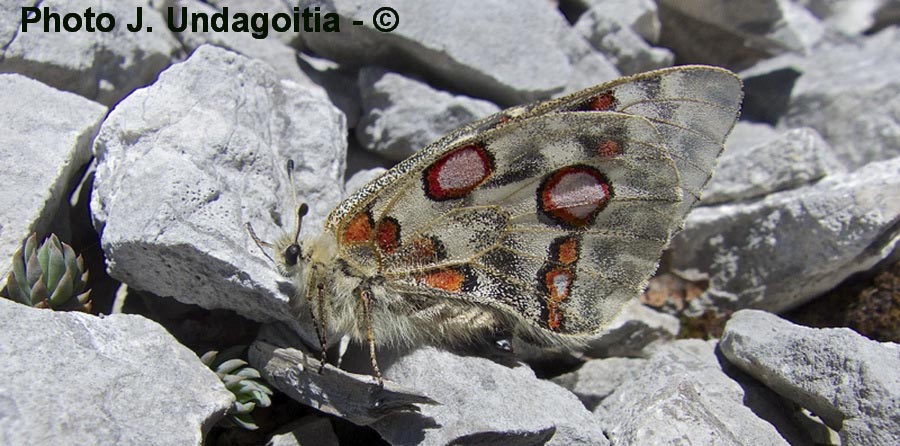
[245, 222, 275, 263]
[285, 159, 310, 244]
[292, 203, 309, 244]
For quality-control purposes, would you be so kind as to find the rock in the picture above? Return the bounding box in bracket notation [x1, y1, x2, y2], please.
[658, 0, 825, 69]
[167, 0, 320, 89]
[574, 8, 673, 75]
[249, 338, 438, 426]
[583, 299, 680, 358]
[345, 167, 387, 196]
[0, 0, 180, 105]
[0, 298, 232, 446]
[873, 0, 900, 31]
[704, 126, 841, 204]
[299, 0, 577, 105]
[780, 27, 900, 168]
[356, 67, 500, 161]
[267, 416, 341, 446]
[0, 74, 107, 291]
[740, 57, 805, 124]
[557, 31, 621, 94]
[720, 310, 900, 446]
[573, 0, 662, 44]
[372, 347, 609, 446]
[596, 339, 811, 445]
[798, 0, 891, 34]
[211, 0, 305, 47]
[297, 53, 362, 129]
[672, 157, 900, 314]
[552, 357, 646, 410]
[91, 45, 347, 322]
[722, 121, 782, 150]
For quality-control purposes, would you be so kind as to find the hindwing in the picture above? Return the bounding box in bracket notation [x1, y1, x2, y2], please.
[325, 66, 742, 337]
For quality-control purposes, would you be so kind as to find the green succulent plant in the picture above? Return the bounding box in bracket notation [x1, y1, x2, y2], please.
[3, 233, 91, 312]
[202, 347, 273, 430]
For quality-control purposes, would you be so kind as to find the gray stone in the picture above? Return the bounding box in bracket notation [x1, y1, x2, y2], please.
[91, 45, 346, 322]
[249, 339, 438, 426]
[584, 299, 680, 358]
[780, 27, 900, 168]
[721, 121, 782, 153]
[356, 67, 500, 161]
[0, 74, 107, 291]
[0, 298, 233, 446]
[267, 416, 340, 446]
[345, 167, 387, 197]
[299, 0, 577, 105]
[0, 0, 180, 105]
[167, 0, 320, 89]
[658, 0, 825, 69]
[552, 357, 646, 410]
[704, 126, 841, 204]
[721, 310, 900, 446]
[672, 157, 900, 314]
[297, 53, 362, 129]
[557, 31, 621, 94]
[873, 0, 900, 30]
[575, 0, 662, 44]
[596, 339, 811, 446]
[373, 347, 609, 446]
[213, 0, 305, 47]
[798, 0, 891, 34]
[574, 8, 673, 75]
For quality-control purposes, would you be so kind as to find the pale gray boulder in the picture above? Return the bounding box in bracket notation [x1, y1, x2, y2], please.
[658, 0, 825, 69]
[673, 156, 900, 314]
[373, 347, 610, 446]
[780, 27, 900, 168]
[0, 298, 233, 446]
[356, 67, 500, 161]
[0, 74, 107, 291]
[0, 0, 180, 105]
[164, 0, 320, 89]
[721, 310, 900, 446]
[596, 339, 811, 446]
[704, 125, 841, 204]
[552, 357, 647, 410]
[91, 45, 346, 322]
[298, 0, 579, 104]
[574, 8, 673, 75]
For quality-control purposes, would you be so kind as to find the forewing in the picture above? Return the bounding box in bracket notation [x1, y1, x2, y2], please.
[326, 66, 742, 337]
[531, 65, 743, 215]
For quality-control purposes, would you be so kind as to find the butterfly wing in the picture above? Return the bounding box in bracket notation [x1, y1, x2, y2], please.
[326, 66, 742, 338]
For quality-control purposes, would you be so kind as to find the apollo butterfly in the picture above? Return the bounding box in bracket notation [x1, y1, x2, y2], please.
[248, 65, 743, 382]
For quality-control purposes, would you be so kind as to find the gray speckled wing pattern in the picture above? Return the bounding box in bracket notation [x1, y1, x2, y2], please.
[325, 66, 742, 338]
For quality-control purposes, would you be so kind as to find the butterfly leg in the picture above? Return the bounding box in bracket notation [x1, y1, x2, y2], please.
[359, 287, 384, 386]
[313, 282, 329, 373]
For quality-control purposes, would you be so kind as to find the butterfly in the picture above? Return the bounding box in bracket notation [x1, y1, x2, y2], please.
[248, 65, 743, 382]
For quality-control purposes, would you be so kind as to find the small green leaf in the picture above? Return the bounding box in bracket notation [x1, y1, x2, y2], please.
[229, 413, 259, 430]
[26, 250, 43, 288]
[217, 359, 248, 375]
[31, 277, 49, 305]
[49, 269, 74, 307]
[45, 238, 65, 292]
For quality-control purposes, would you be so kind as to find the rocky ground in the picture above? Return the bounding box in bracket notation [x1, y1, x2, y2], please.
[1, 0, 899, 445]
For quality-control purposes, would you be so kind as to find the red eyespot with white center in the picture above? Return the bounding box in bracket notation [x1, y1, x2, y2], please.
[423, 144, 494, 201]
[538, 165, 612, 228]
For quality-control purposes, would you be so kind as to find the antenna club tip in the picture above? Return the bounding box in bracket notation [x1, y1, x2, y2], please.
[298, 203, 309, 217]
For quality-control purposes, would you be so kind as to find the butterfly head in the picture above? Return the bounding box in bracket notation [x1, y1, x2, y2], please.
[246, 203, 310, 277]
